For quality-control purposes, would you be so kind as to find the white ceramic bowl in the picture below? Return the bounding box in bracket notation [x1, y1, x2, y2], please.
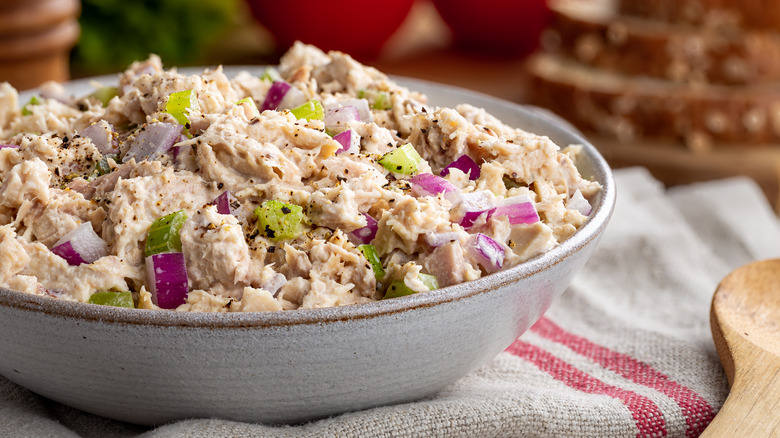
[0, 72, 616, 426]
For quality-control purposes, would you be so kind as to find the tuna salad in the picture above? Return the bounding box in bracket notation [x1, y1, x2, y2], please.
[0, 43, 600, 312]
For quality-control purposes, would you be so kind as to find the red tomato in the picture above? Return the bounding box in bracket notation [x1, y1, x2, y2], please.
[433, 0, 552, 57]
[247, 0, 416, 61]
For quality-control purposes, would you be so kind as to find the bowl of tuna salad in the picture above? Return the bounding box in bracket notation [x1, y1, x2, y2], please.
[0, 43, 615, 425]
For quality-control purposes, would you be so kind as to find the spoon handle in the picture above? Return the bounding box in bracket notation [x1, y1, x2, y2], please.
[700, 348, 780, 437]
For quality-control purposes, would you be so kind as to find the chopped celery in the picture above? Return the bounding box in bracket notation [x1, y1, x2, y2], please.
[96, 154, 119, 175]
[236, 97, 259, 117]
[89, 86, 119, 107]
[261, 67, 281, 82]
[165, 89, 199, 125]
[384, 280, 415, 299]
[378, 143, 421, 174]
[144, 210, 188, 257]
[357, 89, 392, 110]
[21, 96, 41, 115]
[290, 99, 324, 121]
[88, 291, 134, 308]
[254, 200, 304, 242]
[359, 244, 385, 281]
[419, 273, 439, 291]
[383, 273, 439, 299]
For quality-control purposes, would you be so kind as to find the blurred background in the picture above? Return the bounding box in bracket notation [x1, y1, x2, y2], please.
[2, 0, 780, 211]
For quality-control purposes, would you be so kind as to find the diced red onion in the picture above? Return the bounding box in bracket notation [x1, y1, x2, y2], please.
[51, 222, 109, 266]
[212, 190, 238, 215]
[567, 189, 592, 216]
[493, 196, 539, 225]
[170, 135, 190, 165]
[260, 81, 291, 112]
[333, 129, 360, 154]
[262, 81, 306, 112]
[441, 155, 481, 180]
[278, 85, 306, 110]
[80, 121, 118, 155]
[325, 106, 360, 132]
[409, 173, 457, 197]
[122, 122, 182, 163]
[425, 231, 461, 248]
[456, 190, 496, 228]
[325, 99, 372, 122]
[0, 144, 19, 150]
[145, 252, 189, 309]
[460, 208, 495, 228]
[350, 213, 378, 244]
[466, 233, 505, 272]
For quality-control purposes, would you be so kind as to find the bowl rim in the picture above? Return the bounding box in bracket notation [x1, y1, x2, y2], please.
[0, 69, 616, 328]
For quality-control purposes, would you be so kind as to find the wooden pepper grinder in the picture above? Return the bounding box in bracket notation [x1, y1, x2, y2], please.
[0, 0, 80, 90]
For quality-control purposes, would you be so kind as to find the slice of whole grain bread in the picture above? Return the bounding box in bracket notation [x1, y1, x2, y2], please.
[526, 53, 780, 148]
[618, 0, 780, 30]
[546, 0, 780, 85]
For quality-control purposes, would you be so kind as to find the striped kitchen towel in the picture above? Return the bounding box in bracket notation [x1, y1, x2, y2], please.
[3, 167, 779, 437]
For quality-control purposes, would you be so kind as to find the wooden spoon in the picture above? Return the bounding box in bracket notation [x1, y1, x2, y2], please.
[700, 259, 780, 437]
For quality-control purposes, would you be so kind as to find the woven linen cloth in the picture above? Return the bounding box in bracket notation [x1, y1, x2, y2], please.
[3, 167, 779, 438]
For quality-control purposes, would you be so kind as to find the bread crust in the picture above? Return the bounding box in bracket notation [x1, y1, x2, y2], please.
[546, 0, 780, 85]
[618, 0, 780, 30]
[526, 53, 780, 147]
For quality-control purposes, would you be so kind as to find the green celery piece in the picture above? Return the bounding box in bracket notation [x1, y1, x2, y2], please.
[419, 273, 439, 291]
[261, 67, 281, 82]
[254, 200, 304, 242]
[96, 154, 119, 175]
[21, 96, 41, 116]
[290, 99, 324, 121]
[357, 89, 392, 110]
[165, 89, 199, 125]
[378, 143, 421, 174]
[359, 244, 385, 281]
[384, 280, 415, 299]
[144, 210, 188, 257]
[89, 86, 119, 107]
[383, 273, 439, 299]
[371, 91, 391, 110]
[236, 97, 259, 116]
[88, 291, 134, 308]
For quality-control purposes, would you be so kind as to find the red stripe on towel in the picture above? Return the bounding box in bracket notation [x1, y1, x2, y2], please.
[530, 317, 715, 437]
[507, 339, 668, 438]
